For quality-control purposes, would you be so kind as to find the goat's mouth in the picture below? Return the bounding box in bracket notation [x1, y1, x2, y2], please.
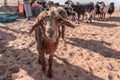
[45, 37, 57, 42]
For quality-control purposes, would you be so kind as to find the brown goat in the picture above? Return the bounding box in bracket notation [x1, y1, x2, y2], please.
[29, 7, 75, 78]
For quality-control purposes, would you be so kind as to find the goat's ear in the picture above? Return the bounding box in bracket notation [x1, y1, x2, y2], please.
[29, 18, 40, 34]
[29, 11, 48, 34]
[60, 19, 75, 28]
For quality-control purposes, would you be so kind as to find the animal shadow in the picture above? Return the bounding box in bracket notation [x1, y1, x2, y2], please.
[108, 17, 120, 22]
[91, 21, 118, 28]
[66, 37, 120, 59]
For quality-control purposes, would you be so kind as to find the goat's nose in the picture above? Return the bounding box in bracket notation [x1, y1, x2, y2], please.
[47, 29, 54, 37]
[48, 29, 54, 34]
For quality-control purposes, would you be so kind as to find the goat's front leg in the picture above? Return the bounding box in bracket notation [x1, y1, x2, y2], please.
[103, 13, 106, 20]
[40, 52, 46, 72]
[77, 14, 80, 24]
[37, 46, 46, 71]
[47, 54, 54, 78]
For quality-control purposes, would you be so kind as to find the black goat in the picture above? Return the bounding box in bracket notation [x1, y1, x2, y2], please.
[107, 2, 115, 16]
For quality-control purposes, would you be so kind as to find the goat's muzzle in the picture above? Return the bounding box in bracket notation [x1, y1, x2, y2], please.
[46, 29, 54, 38]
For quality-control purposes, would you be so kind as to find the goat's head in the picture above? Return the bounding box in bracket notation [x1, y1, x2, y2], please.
[98, 2, 106, 10]
[29, 8, 75, 42]
[110, 2, 114, 7]
[45, 1, 54, 9]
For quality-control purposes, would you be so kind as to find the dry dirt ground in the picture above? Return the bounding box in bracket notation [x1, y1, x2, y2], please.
[0, 9, 120, 80]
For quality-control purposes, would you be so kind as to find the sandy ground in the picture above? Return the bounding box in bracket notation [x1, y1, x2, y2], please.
[0, 7, 120, 80]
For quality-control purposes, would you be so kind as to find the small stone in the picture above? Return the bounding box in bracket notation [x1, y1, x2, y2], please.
[108, 75, 113, 80]
[63, 70, 66, 73]
[74, 74, 78, 78]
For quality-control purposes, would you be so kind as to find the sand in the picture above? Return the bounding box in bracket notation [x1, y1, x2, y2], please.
[0, 5, 120, 80]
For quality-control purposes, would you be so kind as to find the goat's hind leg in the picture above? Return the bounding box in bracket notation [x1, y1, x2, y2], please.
[59, 26, 65, 41]
[61, 26, 65, 41]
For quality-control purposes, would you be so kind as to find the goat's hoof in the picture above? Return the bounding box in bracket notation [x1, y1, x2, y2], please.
[47, 73, 53, 78]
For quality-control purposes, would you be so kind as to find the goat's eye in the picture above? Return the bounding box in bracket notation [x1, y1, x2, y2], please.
[40, 19, 46, 25]
[46, 16, 51, 19]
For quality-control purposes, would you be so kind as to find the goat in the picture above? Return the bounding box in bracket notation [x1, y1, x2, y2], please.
[85, 9, 96, 23]
[95, 2, 108, 20]
[65, 0, 74, 7]
[70, 2, 94, 23]
[62, 5, 76, 22]
[107, 2, 115, 17]
[29, 7, 75, 78]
